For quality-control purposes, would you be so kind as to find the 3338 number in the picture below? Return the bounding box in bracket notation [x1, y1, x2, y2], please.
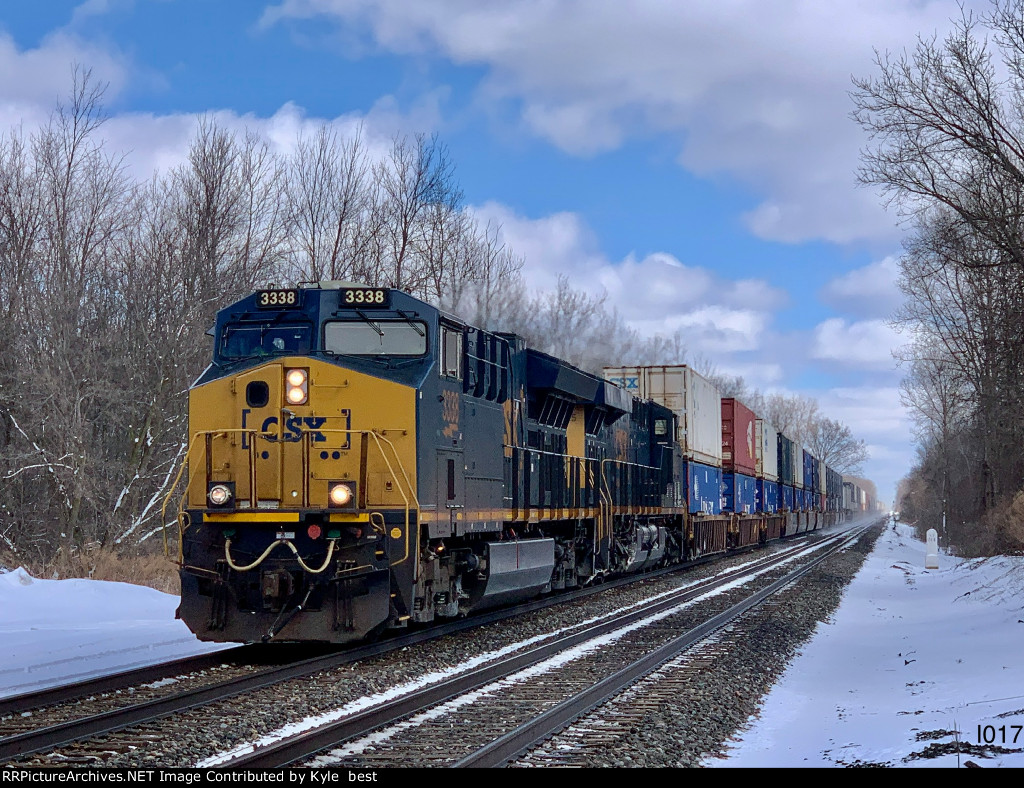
[341, 288, 388, 306]
[257, 289, 298, 307]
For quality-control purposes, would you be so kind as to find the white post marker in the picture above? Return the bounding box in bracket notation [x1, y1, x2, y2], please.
[925, 528, 939, 569]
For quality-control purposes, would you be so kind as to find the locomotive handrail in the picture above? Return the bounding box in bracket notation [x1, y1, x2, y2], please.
[311, 428, 418, 575]
[160, 432, 208, 562]
[161, 429, 260, 564]
[599, 457, 662, 512]
[597, 469, 612, 568]
[160, 427, 418, 573]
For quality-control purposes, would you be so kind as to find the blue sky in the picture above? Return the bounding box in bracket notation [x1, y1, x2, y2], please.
[0, 0, 974, 504]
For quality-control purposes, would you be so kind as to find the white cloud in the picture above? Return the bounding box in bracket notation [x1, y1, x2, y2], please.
[820, 256, 903, 319]
[815, 385, 915, 499]
[817, 386, 909, 440]
[261, 0, 970, 245]
[0, 31, 129, 111]
[811, 318, 903, 369]
[470, 200, 788, 358]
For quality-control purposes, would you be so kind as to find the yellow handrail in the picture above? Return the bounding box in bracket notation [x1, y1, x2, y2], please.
[314, 428, 419, 572]
[161, 427, 419, 575]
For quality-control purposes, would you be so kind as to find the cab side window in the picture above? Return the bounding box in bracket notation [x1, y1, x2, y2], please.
[441, 324, 462, 380]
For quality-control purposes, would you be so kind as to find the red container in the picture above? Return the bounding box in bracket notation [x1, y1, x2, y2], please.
[721, 398, 757, 475]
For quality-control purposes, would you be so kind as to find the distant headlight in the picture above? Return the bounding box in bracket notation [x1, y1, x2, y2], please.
[208, 483, 233, 507]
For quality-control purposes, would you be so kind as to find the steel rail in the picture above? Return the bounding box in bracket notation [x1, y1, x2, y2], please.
[0, 524, 849, 764]
[0, 646, 260, 719]
[216, 530, 856, 767]
[454, 522, 878, 767]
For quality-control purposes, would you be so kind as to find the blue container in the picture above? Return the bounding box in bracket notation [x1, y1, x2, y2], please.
[781, 484, 794, 510]
[686, 461, 722, 515]
[802, 449, 815, 491]
[757, 478, 778, 514]
[723, 472, 757, 514]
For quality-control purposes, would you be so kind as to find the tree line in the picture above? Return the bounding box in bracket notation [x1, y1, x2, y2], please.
[853, 0, 1024, 555]
[0, 69, 868, 572]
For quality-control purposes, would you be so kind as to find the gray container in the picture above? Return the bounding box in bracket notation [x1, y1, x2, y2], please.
[604, 365, 722, 467]
[755, 419, 778, 481]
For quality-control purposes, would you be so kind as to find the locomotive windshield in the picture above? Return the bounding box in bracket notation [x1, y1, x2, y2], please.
[220, 323, 312, 360]
[323, 320, 427, 356]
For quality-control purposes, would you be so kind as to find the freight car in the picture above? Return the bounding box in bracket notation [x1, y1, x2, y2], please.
[164, 282, 856, 645]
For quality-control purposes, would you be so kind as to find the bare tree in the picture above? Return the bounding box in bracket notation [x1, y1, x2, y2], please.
[372, 133, 461, 295]
[806, 417, 868, 474]
[753, 392, 820, 445]
[284, 123, 369, 283]
[852, 4, 1024, 265]
[445, 220, 526, 330]
[0, 67, 133, 558]
[854, 1, 1024, 551]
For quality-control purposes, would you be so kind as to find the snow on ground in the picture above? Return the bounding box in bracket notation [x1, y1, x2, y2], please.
[2, 519, 1022, 768]
[706, 519, 1024, 768]
[0, 568, 233, 699]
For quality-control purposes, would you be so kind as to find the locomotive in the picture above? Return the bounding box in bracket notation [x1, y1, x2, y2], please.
[166, 282, 846, 644]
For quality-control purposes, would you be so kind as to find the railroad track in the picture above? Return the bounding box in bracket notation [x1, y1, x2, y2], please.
[0, 644, 296, 719]
[1, 524, 864, 767]
[208, 526, 872, 768]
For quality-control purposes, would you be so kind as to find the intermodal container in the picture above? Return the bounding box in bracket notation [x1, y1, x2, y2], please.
[816, 458, 827, 495]
[777, 433, 795, 484]
[793, 444, 804, 489]
[782, 484, 794, 511]
[843, 482, 857, 510]
[755, 419, 778, 481]
[802, 448, 815, 492]
[757, 478, 779, 514]
[721, 398, 757, 475]
[604, 366, 722, 467]
[723, 471, 757, 514]
[686, 461, 722, 515]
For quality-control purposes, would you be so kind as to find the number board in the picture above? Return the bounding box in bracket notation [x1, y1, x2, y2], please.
[256, 289, 300, 308]
[338, 287, 390, 308]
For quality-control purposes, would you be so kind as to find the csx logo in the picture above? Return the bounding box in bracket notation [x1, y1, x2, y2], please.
[609, 376, 640, 391]
[240, 409, 349, 447]
[259, 415, 327, 442]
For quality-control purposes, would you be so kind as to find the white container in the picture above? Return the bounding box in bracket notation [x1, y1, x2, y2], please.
[817, 458, 826, 494]
[843, 481, 857, 510]
[793, 445, 804, 488]
[755, 419, 778, 481]
[604, 365, 722, 467]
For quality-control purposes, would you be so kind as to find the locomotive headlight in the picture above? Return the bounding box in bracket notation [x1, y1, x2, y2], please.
[328, 481, 356, 509]
[285, 368, 308, 405]
[207, 482, 235, 508]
